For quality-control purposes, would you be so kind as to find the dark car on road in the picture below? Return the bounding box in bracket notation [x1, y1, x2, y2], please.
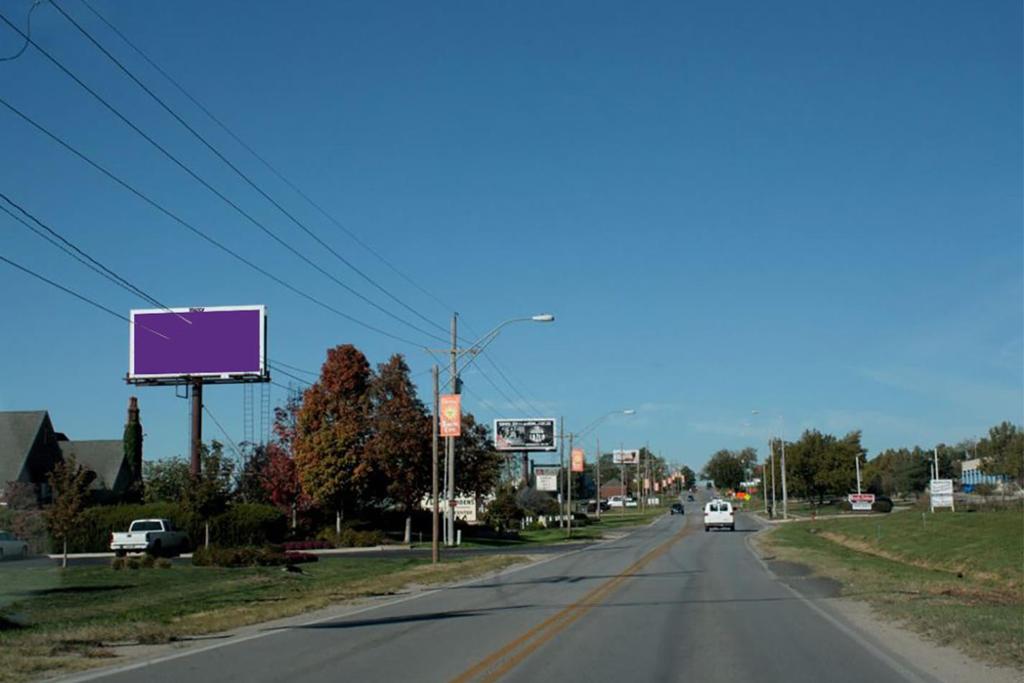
[686, 494, 695, 502]
[670, 502, 684, 515]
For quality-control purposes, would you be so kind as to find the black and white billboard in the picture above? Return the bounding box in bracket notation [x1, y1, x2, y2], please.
[494, 418, 558, 452]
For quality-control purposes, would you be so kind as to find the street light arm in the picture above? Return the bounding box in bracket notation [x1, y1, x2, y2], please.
[577, 409, 635, 440]
[455, 314, 554, 361]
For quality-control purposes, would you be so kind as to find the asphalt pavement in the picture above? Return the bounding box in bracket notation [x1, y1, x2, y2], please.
[60, 496, 945, 683]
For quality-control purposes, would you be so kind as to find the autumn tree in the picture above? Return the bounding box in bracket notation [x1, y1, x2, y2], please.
[368, 354, 431, 544]
[262, 393, 311, 529]
[294, 344, 374, 534]
[46, 455, 94, 568]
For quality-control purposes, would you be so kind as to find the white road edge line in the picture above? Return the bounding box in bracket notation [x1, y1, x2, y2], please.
[49, 515, 667, 683]
[742, 516, 935, 683]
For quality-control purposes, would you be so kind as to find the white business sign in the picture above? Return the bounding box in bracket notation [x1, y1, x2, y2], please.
[612, 449, 640, 465]
[848, 493, 875, 512]
[930, 479, 955, 511]
[535, 467, 560, 492]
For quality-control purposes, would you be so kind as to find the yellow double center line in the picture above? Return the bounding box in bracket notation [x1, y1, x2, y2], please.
[451, 517, 695, 683]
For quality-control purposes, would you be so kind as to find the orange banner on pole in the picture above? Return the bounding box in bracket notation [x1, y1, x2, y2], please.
[571, 448, 585, 473]
[439, 394, 461, 437]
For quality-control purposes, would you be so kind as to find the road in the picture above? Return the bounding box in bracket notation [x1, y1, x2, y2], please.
[64, 496, 944, 683]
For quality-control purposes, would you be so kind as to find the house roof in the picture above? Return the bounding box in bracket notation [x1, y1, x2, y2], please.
[58, 440, 126, 490]
[0, 411, 48, 485]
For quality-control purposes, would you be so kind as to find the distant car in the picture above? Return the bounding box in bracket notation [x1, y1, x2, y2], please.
[686, 494, 695, 502]
[0, 530, 29, 559]
[703, 499, 735, 532]
[670, 503, 684, 515]
[607, 495, 626, 508]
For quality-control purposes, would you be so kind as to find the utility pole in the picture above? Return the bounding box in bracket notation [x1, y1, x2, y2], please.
[780, 435, 789, 520]
[567, 432, 574, 538]
[190, 378, 203, 477]
[431, 365, 440, 564]
[595, 436, 602, 520]
[446, 313, 458, 547]
[770, 437, 777, 519]
[620, 441, 626, 515]
[559, 416, 565, 528]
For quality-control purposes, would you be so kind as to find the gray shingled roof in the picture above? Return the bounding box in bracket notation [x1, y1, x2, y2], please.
[0, 411, 47, 486]
[58, 441, 127, 491]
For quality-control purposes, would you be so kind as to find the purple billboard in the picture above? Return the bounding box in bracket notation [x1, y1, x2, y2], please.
[129, 305, 267, 383]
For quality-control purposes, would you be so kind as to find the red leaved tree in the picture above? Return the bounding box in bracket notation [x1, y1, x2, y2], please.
[293, 344, 374, 535]
[368, 354, 431, 544]
[262, 393, 312, 529]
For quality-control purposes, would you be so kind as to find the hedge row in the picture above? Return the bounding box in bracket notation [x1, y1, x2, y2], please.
[65, 503, 287, 553]
[191, 546, 318, 567]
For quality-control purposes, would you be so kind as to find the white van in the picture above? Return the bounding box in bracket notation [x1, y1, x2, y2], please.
[703, 499, 735, 532]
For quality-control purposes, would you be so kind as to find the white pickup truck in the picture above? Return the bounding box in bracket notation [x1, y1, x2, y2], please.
[703, 499, 735, 532]
[110, 519, 190, 557]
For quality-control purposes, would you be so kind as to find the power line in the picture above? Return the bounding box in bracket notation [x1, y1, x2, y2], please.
[479, 352, 543, 414]
[268, 363, 313, 387]
[202, 404, 245, 461]
[75, 0, 454, 320]
[61, 1, 551, 413]
[269, 359, 319, 378]
[0, 0, 41, 62]
[0, 252, 169, 339]
[0, 9, 446, 345]
[53, 0, 449, 337]
[0, 95, 425, 347]
[0, 192, 189, 323]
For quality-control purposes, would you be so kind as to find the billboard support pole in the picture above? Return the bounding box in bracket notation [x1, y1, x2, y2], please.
[190, 378, 203, 477]
[431, 365, 440, 564]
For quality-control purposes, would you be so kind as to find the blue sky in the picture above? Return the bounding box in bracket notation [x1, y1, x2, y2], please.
[0, 0, 1020, 472]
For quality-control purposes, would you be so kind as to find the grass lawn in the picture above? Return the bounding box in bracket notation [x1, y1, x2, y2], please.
[758, 509, 1024, 669]
[0, 554, 524, 683]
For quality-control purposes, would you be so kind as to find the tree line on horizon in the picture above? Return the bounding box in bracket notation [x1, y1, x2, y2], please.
[701, 421, 1023, 501]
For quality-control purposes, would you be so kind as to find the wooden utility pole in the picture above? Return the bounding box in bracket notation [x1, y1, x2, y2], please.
[567, 432, 574, 538]
[446, 314, 458, 546]
[432, 366, 440, 563]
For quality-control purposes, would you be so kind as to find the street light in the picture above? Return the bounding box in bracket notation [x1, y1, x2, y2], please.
[432, 312, 554, 554]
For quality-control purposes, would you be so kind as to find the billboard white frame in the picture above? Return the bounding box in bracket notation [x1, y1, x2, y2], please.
[612, 449, 640, 464]
[128, 305, 267, 384]
[493, 418, 558, 452]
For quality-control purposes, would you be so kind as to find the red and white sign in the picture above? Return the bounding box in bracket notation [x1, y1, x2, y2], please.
[571, 448, 585, 473]
[848, 493, 875, 511]
[439, 394, 461, 437]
